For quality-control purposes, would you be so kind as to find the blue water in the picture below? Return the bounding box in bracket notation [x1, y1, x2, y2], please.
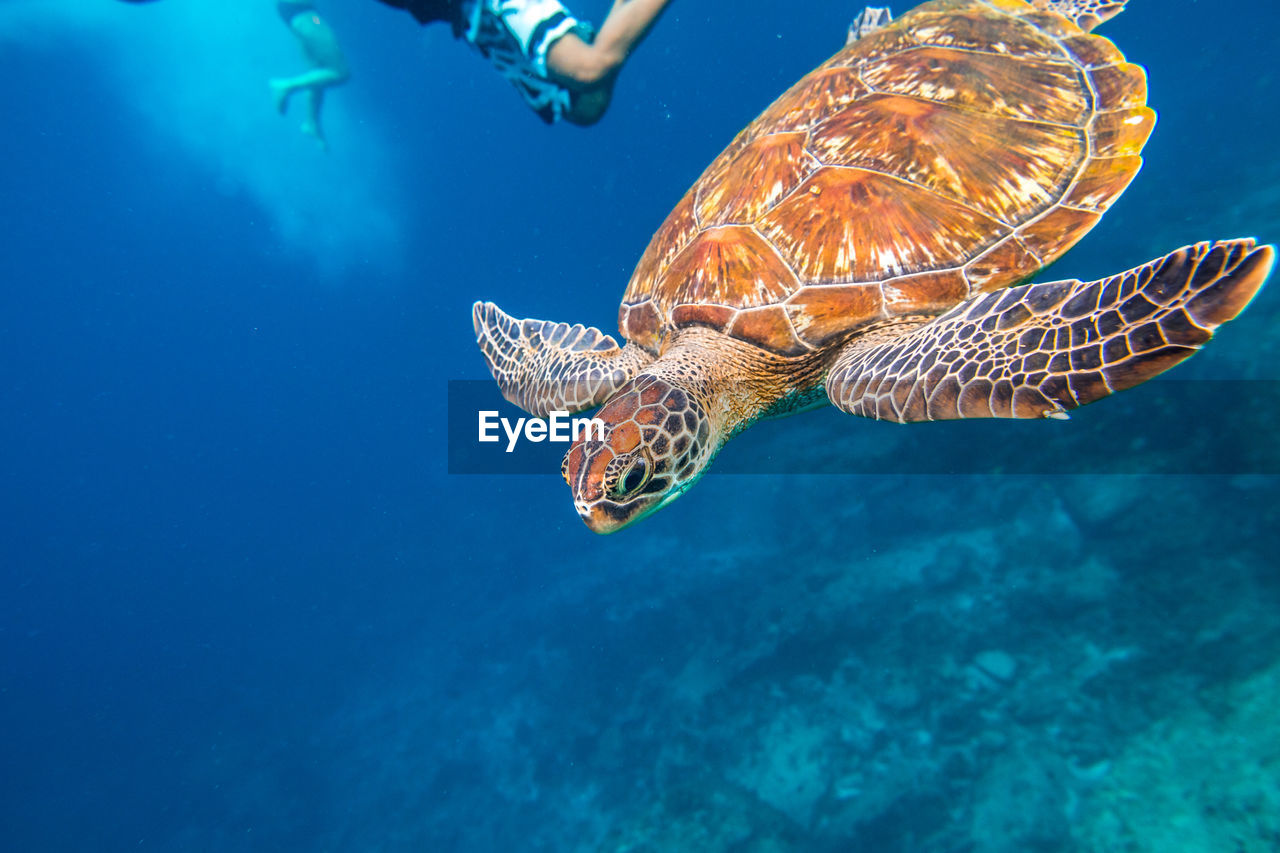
[2, 1, 1278, 849]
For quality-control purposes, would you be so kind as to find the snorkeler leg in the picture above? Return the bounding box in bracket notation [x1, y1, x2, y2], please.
[301, 87, 327, 150]
[847, 6, 893, 44]
[270, 78, 296, 115]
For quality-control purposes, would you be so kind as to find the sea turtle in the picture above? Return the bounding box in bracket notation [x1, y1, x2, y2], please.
[473, 0, 1274, 533]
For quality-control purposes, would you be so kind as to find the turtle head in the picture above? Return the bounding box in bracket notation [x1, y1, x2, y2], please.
[562, 376, 715, 533]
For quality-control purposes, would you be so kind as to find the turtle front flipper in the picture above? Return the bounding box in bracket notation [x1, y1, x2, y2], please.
[473, 301, 655, 418]
[1033, 0, 1127, 32]
[826, 240, 1275, 423]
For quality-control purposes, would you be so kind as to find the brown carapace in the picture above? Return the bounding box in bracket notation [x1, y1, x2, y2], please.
[473, 0, 1274, 533]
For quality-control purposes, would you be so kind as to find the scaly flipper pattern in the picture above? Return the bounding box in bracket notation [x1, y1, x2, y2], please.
[826, 240, 1275, 422]
[1032, 0, 1127, 32]
[473, 302, 655, 418]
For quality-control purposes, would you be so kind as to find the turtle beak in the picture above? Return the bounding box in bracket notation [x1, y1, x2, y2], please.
[576, 490, 683, 534]
[577, 501, 627, 534]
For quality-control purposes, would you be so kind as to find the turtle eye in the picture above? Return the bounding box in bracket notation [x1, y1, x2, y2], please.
[614, 454, 652, 497]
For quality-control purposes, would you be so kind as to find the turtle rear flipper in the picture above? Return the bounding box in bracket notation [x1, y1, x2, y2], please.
[826, 240, 1275, 423]
[473, 302, 654, 418]
[1034, 0, 1127, 32]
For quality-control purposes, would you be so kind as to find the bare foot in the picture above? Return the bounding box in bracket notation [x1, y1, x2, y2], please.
[300, 120, 327, 152]
[269, 79, 292, 115]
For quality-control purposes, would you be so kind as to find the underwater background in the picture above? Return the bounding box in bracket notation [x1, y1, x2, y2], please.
[2, 0, 1279, 849]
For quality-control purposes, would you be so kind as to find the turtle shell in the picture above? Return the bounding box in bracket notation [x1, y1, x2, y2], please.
[619, 0, 1154, 356]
